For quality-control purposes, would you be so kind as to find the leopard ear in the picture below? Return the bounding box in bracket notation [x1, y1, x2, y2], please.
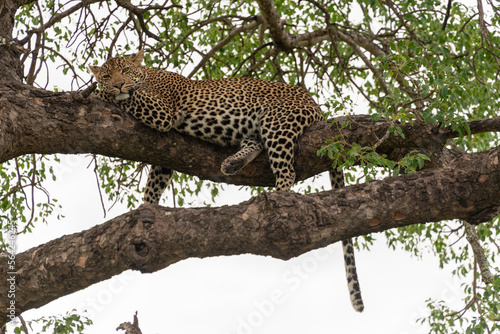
[130, 49, 144, 65]
[89, 65, 100, 76]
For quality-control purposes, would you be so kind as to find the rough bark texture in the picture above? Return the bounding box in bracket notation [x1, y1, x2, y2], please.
[1, 82, 498, 187]
[0, 83, 409, 183]
[1, 145, 499, 323]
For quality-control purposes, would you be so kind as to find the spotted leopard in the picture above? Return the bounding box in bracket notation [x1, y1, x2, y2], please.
[89, 50, 364, 312]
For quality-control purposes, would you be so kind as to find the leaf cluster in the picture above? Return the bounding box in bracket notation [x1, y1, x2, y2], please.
[13, 311, 92, 334]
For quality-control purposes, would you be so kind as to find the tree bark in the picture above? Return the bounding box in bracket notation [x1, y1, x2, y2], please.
[1, 81, 498, 187]
[1, 145, 499, 324]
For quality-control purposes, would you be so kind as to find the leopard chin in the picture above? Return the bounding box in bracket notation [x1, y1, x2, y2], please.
[115, 93, 130, 101]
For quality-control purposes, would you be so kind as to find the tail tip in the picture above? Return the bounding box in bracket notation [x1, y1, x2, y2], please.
[354, 303, 364, 313]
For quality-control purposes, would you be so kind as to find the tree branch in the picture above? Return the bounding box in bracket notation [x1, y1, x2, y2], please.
[0, 85, 441, 183]
[17, 0, 103, 45]
[1, 144, 499, 325]
[1, 81, 499, 186]
[464, 222, 495, 284]
[254, 0, 295, 51]
[188, 17, 261, 78]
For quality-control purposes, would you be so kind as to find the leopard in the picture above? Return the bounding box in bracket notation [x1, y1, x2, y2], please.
[89, 49, 364, 312]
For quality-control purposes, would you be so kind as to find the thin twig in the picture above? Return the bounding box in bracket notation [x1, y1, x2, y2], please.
[92, 156, 107, 218]
[18, 315, 29, 334]
[18, 0, 103, 45]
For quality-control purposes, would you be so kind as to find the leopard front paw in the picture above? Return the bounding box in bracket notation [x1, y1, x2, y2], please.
[221, 157, 246, 175]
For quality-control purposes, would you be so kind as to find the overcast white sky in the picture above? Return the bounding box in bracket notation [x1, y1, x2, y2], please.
[4, 0, 497, 333]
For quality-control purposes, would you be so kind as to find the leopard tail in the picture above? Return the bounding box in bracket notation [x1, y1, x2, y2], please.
[329, 170, 364, 312]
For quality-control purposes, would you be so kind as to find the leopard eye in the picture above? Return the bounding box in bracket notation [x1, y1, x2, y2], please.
[102, 74, 111, 80]
[122, 67, 130, 74]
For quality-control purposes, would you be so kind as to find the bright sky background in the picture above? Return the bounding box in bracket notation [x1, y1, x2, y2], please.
[4, 0, 497, 333]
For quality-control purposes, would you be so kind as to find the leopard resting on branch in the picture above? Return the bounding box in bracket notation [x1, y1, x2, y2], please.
[89, 49, 364, 312]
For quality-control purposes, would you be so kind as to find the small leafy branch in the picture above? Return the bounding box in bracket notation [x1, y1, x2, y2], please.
[13, 311, 92, 334]
[318, 120, 430, 183]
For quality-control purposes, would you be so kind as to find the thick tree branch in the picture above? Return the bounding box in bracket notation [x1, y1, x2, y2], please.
[0, 84, 452, 183]
[1, 82, 498, 186]
[453, 118, 500, 136]
[1, 144, 499, 325]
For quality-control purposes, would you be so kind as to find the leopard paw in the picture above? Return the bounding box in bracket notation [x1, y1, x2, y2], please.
[221, 157, 246, 175]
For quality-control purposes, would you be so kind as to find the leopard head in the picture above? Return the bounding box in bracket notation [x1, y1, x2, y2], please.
[89, 49, 146, 101]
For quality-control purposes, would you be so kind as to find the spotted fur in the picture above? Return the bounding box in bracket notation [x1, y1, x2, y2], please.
[90, 50, 364, 312]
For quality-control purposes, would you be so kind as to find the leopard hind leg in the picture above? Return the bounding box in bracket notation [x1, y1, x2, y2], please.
[221, 138, 263, 175]
[329, 170, 364, 312]
[263, 132, 297, 191]
[144, 166, 172, 204]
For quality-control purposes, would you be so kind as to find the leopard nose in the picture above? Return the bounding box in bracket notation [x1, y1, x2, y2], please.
[114, 82, 124, 89]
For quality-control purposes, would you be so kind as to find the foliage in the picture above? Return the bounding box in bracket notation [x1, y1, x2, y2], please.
[13, 311, 92, 334]
[0, 155, 62, 250]
[417, 273, 500, 334]
[2, 0, 499, 332]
